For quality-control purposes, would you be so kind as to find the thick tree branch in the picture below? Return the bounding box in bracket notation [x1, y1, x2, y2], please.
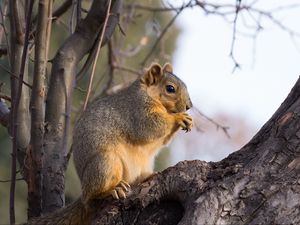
[42, 0, 122, 213]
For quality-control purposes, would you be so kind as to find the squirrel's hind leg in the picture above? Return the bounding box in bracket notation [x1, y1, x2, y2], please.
[81, 152, 128, 203]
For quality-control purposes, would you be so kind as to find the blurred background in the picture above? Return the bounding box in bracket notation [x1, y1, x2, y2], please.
[0, 0, 300, 223]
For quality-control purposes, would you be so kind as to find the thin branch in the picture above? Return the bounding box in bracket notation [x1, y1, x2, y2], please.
[83, 0, 112, 111]
[229, 0, 242, 73]
[0, 63, 32, 88]
[52, 0, 72, 21]
[130, 2, 197, 12]
[70, 0, 77, 33]
[113, 64, 142, 76]
[0, 178, 24, 182]
[134, 0, 300, 70]
[75, 42, 98, 82]
[32, 0, 72, 24]
[140, 8, 182, 66]
[105, 40, 115, 92]
[0, 93, 11, 101]
[193, 107, 230, 138]
[29, 0, 71, 51]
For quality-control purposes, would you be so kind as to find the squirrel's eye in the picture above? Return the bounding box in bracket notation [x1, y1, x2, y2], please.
[166, 85, 176, 93]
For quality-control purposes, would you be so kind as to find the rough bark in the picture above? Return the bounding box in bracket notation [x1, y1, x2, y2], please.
[8, 0, 31, 175]
[90, 77, 300, 225]
[9, 1, 31, 223]
[28, 0, 52, 218]
[42, 0, 122, 213]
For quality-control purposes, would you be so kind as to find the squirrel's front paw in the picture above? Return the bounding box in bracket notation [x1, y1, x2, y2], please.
[175, 112, 193, 132]
[110, 180, 130, 200]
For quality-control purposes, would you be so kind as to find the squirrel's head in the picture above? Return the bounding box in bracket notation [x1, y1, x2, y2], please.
[141, 63, 193, 113]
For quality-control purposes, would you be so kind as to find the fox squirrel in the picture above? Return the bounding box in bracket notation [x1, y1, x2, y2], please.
[28, 62, 193, 225]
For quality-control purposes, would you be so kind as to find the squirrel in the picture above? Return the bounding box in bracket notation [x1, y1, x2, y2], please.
[28, 62, 193, 225]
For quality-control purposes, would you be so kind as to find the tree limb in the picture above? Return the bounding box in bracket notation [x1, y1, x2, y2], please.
[83, 0, 113, 110]
[28, 0, 53, 219]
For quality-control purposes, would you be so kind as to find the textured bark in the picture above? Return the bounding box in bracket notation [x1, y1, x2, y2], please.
[8, 0, 31, 184]
[28, 0, 52, 218]
[90, 77, 300, 225]
[42, 0, 122, 213]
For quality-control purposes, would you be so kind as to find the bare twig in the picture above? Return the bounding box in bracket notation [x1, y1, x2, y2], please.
[83, 0, 112, 111]
[52, 0, 72, 21]
[140, 9, 182, 66]
[0, 93, 11, 101]
[193, 107, 230, 138]
[130, 2, 197, 12]
[32, 0, 72, 25]
[113, 65, 143, 76]
[0, 178, 24, 182]
[0, 63, 32, 88]
[133, 0, 300, 70]
[105, 40, 115, 92]
[76, 42, 98, 82]
[70, 0, 77, 33]
[229, 0, 242, 73]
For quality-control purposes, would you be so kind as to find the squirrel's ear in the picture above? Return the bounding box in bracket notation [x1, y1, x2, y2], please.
[141, 63, 163, 86]
[163, 63, 173, 73]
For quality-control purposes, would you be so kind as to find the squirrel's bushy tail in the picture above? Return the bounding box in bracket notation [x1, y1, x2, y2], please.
[26, 198, 90, 225]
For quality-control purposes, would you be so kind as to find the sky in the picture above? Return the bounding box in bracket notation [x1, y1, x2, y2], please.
[173, 0, 300, 126]
[168, 0, 300, 162]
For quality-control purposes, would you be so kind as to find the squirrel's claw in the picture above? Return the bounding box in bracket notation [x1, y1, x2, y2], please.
[175, 112, 193, 132]
[119, 180, 130, 192]
[111, 189, 120, 199]
[110, 180, 131, 200]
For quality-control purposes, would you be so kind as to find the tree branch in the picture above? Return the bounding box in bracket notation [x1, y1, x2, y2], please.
[83, 0, 112, 110]
[28, 0, 53, 219]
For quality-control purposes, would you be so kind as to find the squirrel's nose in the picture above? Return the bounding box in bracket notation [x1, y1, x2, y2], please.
[186, 99, 193, 111]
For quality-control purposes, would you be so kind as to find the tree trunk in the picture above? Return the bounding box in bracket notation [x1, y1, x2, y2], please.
[90, 77, 300, 225]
